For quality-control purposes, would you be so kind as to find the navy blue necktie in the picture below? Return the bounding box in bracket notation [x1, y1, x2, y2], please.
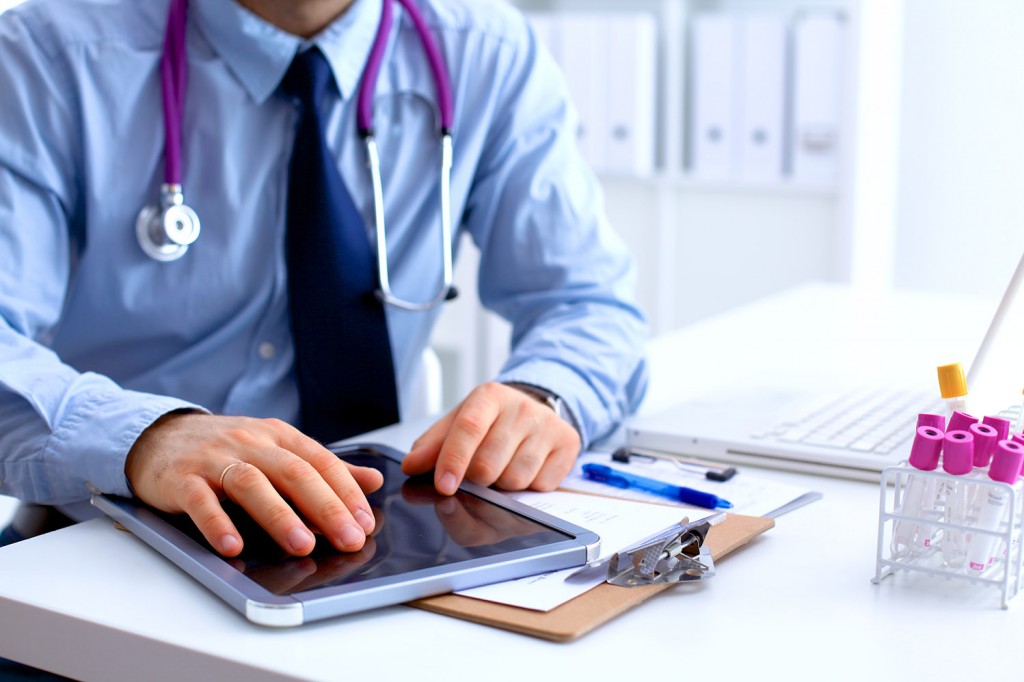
[279, 48, 399, 443]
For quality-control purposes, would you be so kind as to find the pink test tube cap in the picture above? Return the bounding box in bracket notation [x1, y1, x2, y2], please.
[988, 440, 1024, 484]
[969, 423, 999, 468]
[916, 413, 946, 430]
[947, 410, 978, 434]
[983, 415, 1012, 443]
[1013, 432, 1024, 447]
[909, 425, 944, 471]
[943, 430, 975, 475]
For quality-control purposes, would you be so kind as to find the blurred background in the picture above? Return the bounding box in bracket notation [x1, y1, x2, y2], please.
[435, 0, 1024, 409]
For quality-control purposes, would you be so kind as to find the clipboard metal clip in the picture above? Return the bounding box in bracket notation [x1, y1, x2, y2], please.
[606, 513, 724, 587]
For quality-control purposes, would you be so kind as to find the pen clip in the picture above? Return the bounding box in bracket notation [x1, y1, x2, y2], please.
[606, 513, 723, 587]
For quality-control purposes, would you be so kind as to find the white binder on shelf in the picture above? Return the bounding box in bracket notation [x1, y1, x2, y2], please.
[603, 13, 657, 176]
[690, 13, 739, 179]
[790, 10, 846, 184]
[558, 13, 609, 172]
[737, 14, 786, 181]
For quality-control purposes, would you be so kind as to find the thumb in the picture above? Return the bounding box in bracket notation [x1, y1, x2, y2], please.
[401, 410, 454, 475]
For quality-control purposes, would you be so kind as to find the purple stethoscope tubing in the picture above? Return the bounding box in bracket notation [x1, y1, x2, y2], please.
[357, 0, 453, 135]
[161, 0, 188, 186]
[150, 0, 456, 309]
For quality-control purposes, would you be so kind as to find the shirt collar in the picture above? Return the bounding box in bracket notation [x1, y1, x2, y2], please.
[191, 0, 384, 104]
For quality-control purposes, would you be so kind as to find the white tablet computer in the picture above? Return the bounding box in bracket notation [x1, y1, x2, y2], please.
[91, 443, 600, 627]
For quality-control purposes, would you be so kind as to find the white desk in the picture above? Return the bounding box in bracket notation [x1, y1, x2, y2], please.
[2, 285, 1023, 681]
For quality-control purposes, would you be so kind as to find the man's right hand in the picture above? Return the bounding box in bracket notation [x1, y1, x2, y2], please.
[124, 413, 382, 558]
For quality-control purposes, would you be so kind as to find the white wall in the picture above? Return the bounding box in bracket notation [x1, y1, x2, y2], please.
[895, 0, 1024, 298]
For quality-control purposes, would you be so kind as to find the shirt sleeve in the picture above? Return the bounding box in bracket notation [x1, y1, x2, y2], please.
[462, 16, 649, 448]
[0, 12, 201, 504]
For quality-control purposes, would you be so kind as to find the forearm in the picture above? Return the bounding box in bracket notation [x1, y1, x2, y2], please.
[0, 323, 201, 503]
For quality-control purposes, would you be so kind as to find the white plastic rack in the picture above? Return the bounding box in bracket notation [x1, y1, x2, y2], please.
[872, 463, 1024, 609]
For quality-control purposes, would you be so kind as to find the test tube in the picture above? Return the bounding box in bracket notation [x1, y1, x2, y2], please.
[983, 415, 1011, 444]
[966, 440, 1024, 572]
[937, 362, 968, 416]
[947, 410, 978, 434]
[969, 423, 999, 469]
[941, 429, 974, 569]
[891, 425, 944, 558]
[1015, 390, 1024, 433]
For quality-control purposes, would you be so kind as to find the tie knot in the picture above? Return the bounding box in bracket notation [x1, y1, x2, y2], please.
[279, 47, 333, 108]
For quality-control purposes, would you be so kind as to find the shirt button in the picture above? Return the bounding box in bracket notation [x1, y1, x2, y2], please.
[257, 342, 277, 360]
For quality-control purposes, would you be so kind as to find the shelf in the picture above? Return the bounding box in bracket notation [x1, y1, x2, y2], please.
[597, 170, 839, 198]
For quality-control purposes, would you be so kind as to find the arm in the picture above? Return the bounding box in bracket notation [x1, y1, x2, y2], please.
[402, 12, 648, 492]
[0, 10, 377, 556]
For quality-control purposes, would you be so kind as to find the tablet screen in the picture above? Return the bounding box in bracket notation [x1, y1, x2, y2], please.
[157, 447, 573, 596]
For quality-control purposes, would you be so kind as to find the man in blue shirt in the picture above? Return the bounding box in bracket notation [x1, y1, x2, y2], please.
[0, 0, 647, 559]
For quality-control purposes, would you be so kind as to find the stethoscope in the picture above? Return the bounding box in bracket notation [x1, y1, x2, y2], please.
[137, 0, 457, 311]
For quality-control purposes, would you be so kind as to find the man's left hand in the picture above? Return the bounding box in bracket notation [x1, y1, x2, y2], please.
[401, 382, 581, 494]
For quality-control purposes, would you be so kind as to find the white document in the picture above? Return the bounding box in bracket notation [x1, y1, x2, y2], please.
[737, 14, 786, 181]
[690, 13, 739, 178]
[559, 13, 609, 171]
[604, 13, 656, 176]
[561, 451, 818, 518]
[455, 491, 695, 612]
[790, 10, 846, 183]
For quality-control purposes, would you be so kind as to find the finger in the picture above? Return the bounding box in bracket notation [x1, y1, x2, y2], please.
[433, 392, 503, 495]
[219, 460, 321, 556]
[261, 428, 379, 540]
[250, 447, 372, 553]
[401, 410, 456, 475]
[175, 473, 244, 557]
[494, 434, 550, 491]
[529, 441, 580, 491]
[462, 407, 521, 487]
[343, 460, 385, 493]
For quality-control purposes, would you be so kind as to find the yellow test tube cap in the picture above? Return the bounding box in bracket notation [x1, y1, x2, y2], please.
[936, 362, 967, 399]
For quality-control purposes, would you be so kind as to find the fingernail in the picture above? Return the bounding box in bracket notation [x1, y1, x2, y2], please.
[354, 508, 374, 532]
[219, 534, 240, 554]
[340, 524, 364, 548]
[438, 472, 458, 495]
[288, 526, 314, 552]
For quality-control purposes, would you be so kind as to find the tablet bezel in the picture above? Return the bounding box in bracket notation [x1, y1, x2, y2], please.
[91, 443, 600, 627]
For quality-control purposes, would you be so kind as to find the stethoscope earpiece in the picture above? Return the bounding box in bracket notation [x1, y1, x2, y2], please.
[136, 184, 201, 262]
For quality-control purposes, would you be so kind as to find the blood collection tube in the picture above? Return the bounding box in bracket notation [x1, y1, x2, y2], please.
[891, 425, 944, 558]
[947, 410, 977, 434]
[937, 362, 968, 417]
[967, 440, 1024, 571]
[983, 415, 1011, 444]
[969, 423, 999, 468]
[941, 430, 974, 568]
[917, 413, 946, 431]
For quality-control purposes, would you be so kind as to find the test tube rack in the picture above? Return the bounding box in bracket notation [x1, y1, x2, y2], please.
[872, 462, 1024, 609]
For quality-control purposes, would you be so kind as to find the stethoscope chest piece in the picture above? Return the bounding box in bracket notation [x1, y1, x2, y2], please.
[136, 183, 201, 262]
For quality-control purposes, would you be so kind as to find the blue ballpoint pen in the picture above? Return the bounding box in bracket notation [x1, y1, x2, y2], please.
[582, 463, 733, 510]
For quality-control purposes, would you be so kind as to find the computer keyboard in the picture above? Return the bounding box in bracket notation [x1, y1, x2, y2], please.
[758, 388, 939, 455]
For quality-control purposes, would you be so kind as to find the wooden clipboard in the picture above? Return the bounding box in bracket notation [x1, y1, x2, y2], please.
[409, 512, 774, 642]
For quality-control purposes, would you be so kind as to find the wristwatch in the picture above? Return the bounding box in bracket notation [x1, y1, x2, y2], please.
[504, 382, 578, 432]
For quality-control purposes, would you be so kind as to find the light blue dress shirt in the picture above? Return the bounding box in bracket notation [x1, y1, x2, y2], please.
[0, 0, 648, 504]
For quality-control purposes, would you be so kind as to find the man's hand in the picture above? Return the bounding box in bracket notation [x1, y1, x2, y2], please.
[125, 413, 382, 558]
[401, 382, 581, 495]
